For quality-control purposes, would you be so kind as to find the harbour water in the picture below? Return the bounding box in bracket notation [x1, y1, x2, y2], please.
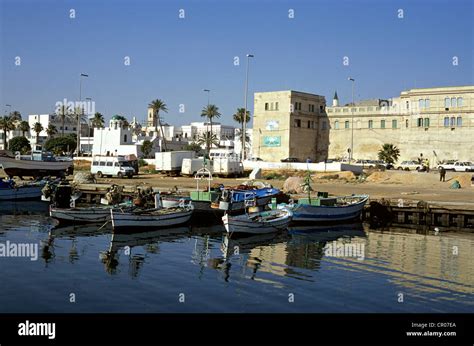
[0, 202, 473, 313]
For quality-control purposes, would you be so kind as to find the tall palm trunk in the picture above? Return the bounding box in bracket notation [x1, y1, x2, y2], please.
[61, 115, 65, 136]
[3, 129, 7, 150]
[157, 111, 168, 151]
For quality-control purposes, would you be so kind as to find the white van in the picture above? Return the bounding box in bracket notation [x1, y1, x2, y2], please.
[91, 156, 135, 178]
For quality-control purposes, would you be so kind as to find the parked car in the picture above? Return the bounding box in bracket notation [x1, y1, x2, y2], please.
[281, 157, 299, 162]
[249, 157, 263, 161]
[437, 160, 457, 171]
[453, 161, 474, 172]
[396, 160, 422, 171]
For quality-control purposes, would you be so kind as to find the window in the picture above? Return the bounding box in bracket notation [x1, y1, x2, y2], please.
[294, 102, 302, 111]
[450, 117, 455, 127]
[265, 103, 269, 111]
[425, 99, 430, 108]
[275, 102, 279, 111]
[115, 162, 119, 167]
[334, 121, 339, 129]
[451, 97, 457, 107]
[381, 120, 386, 129]
[307, 121, 311, 128]
[106, 162, 113, 166]
[405, 119, 409, 128]
[417, 118, 423, 127]
[99, 162, 106, 166]
[406, 101, 409, 110]
[445, 98, 451, 108]
[345, 121, 350, 129]
[368, 120, 373, 129]
[92, 161, 98, 166]
[424, 118, 430, 127]
[320, 105, 324, 112]
[457, 117, 462, 127]
[322, 121, 327, 130]
[457, 97, 463, 107]
[392, 120, 397, 129]
[124, 134, 127, 142]
[308, 104, 311, 112]
[294, 119, 301, 127]
[418, 99, 424, 109]
[444, 117, 449, 127]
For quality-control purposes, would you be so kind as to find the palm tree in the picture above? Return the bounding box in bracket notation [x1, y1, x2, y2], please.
[232, 108, 250, 152]
[196, 132, 219, 154]
[0, 116, 16, 150]
[148, 99, 168, 151]
[91, 112, 105, 128]
[200, 104, 221, 153]
[18, 121, 30, 137]
[33, 122, 44, 143]
[46, 124, 58, 138]
[9, 111, 22, 121]
[378, 143, 400, 164]
[56, 104, 71, 136]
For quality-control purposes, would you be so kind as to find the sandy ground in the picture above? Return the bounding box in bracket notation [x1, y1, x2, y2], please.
[2, 167, 473, 207]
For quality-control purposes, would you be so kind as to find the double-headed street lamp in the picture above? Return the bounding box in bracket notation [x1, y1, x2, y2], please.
[77, 73, 89, 156]
[242, 53, 254, 161]
[348, 77, 355, 162]
[203, 89, 210, 107]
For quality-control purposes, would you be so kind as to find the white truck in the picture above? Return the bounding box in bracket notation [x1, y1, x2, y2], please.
[213, 158, 243, 177]
[155, 151, 195, 175]
[181, 158, 214, 176]
[91, 156, 135, 178]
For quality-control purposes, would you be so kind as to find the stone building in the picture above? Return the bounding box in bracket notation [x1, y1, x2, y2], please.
[252, 90, 329, 162]
[326, 85, 474, 163]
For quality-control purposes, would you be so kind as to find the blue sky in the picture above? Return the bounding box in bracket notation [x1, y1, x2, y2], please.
[1, 0, 472, 126]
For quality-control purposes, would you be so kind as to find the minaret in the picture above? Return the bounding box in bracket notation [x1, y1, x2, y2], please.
[332, 91, 339, 107]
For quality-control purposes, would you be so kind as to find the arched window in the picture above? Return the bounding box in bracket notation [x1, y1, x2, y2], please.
[334, 121, 339, 129]
[445, 98, 451, 108]
[450, 117, 456, 127]
[368, 120, 373, 129]
[124, 134, 127, 142]
[344, 121, 350, 129]
[457, 97, 463, 107]
[444, 117, 449, 127]
[457, 117, 462, 127]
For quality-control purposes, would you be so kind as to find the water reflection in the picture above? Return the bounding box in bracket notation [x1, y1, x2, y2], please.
[102, 226, 191, 276]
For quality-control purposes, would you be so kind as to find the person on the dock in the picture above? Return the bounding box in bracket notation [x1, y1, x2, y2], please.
[424, 158, 430, 173]
[439, 166, 446, 182]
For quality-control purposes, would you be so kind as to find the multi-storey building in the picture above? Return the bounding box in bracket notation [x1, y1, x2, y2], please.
[252, 90, 329, 162]
[326, 85, 474, 162]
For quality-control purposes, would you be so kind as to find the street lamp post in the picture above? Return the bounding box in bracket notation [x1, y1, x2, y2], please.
[203, 89, 211, 156]
[77, 73, 88, 156]
[203, 89, 210, 107]
[5, 104, 12, 116]
[85, 97, 92, 156]
[348, 77, 355, 162]
[242, 53, 254, 161]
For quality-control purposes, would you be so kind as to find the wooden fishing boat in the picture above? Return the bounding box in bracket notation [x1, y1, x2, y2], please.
[0, 179, 46, 201]
[0, 150, 73, 178]
[49, 204, 129, 224]
[110, 206, 193, 231]
[222, 207, 292, 234]
[285, 195, 369, 223]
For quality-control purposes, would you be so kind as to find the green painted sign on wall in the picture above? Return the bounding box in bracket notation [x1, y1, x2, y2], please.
[263, 136, 281, 147]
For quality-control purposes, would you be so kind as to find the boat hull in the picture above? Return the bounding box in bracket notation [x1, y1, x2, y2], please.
[222, 208, 292, 234]
[0, 185, 44, 201]
[111, 209, 193, 231]
[50, 207, 113, 223]
[0, 156, 73, 178]
[290, 195, 368, 223]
